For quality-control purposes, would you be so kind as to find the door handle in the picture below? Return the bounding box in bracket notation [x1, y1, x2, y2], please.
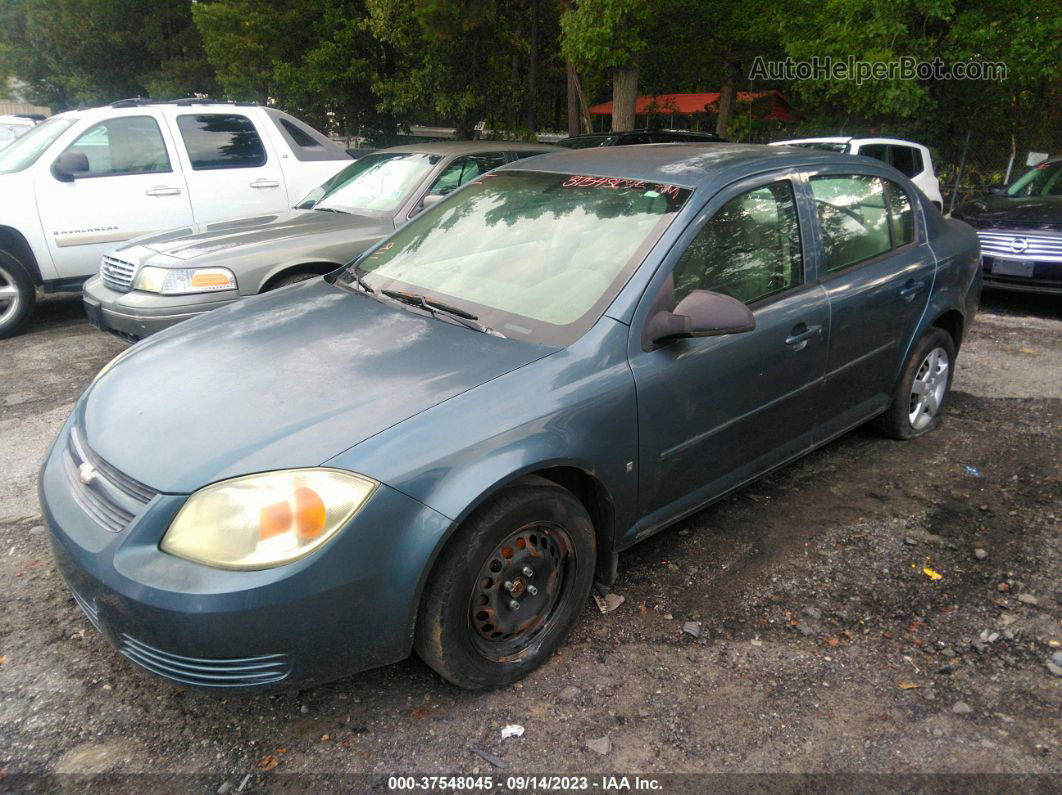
[785, 323, 823, 351]
[145, 186, 181, 196]
[899, 279, 925, 300]
[249, 179, 280, 189]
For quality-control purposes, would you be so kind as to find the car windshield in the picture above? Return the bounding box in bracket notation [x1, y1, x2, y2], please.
[296, 152, 440, 213]
[0, 116, 76, 174]
[1006, 161, 1062, 198]
[785, 141, 849, 153]
[557, 135, 615, 149]
[339, 171, 691, 347]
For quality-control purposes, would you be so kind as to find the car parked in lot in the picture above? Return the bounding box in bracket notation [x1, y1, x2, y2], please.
[0, 99, 350, 338]
[0, 114, 37, 151]
[41, 144, 980, 691]
[82, 141, 557, 339]
[952, 157, 1062, 295]
[771, 136, 944, 210]
[557, 128, 726, 148]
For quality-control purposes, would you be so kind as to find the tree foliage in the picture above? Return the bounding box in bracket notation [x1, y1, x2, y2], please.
[0, 0, 216, 108]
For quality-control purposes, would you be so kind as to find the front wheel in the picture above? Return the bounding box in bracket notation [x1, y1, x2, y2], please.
[875, 327, 956, 440]
[0, 248, 36, 339]
[414, 481, 596, 689]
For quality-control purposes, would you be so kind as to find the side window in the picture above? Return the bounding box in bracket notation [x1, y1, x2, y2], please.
[63, 116, 170, 177]
[511, 150, 548, 161]
[884, 180, 915, 246]
[889, 146, 921, 177]
[672, 180, 803, 306]
[810, 175, 891, 272]
[622, 133, 651, 145]
[858, 144, 887, 163]
[427, 152, 508, 197]
[176, 114, 267, 170]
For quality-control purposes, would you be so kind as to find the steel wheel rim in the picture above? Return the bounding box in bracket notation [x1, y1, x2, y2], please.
[0, 264, 20, 326]
[909, 346, 949, 430]
[468, 521, 575, 662]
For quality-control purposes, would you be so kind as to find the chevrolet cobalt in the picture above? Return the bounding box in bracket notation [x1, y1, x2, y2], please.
[40, 145, 981, 690]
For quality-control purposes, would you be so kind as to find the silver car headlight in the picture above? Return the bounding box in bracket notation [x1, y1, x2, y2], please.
[134, 265, 237, 295]
[161, 469, 377, 570]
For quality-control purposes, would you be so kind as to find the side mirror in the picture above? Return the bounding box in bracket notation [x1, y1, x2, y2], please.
[51, 151, 89, 182]
[410, 192, 444, 218]
[647, 289, 755, 349]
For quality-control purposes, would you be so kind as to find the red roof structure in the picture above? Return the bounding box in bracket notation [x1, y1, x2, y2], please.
[588, 90, 799, 123]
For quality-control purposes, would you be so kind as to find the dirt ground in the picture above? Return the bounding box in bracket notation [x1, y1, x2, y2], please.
[0, 290, 1059, 791]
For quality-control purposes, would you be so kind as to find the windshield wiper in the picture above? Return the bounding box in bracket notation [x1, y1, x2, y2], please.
[338, 265, 375, 294]
[381, 289, 504, 337]
[312, 206, 350, 214]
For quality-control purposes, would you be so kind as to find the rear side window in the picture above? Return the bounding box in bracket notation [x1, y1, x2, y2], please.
[427, 152, 508, 197]
[63, 116, 170, 177]
[512, 150, 548, 160]
[858, 144, 887, 163]
[889, 145, 923, 177]
[672, 180, 803, 305]
[811, 175, 891, 272]
[177, 114, 266, 170]
[884, 180, 915, 246]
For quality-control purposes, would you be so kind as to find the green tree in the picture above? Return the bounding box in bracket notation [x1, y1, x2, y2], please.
[0, 0, 216, 109]
[560, 0, 652, 132]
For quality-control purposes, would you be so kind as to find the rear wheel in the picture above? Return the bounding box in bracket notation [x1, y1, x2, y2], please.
[414, 482, 595, 689]
[875, 327, 956, 439]
[0, 248, 36, 339]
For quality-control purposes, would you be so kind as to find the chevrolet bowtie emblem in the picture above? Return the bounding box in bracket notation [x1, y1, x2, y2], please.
[78, 462, 97, 485]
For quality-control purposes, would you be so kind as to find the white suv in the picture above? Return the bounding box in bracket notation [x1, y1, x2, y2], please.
[0, 100, 351, 337]
[771, 136, 944, 211]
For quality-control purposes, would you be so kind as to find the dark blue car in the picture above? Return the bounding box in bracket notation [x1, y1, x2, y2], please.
[40, 144, 981, 690]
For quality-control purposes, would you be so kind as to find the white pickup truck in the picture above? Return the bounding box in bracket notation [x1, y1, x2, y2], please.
[0, 99, 351, 337]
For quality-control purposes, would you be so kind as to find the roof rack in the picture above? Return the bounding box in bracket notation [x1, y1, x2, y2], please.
[109, 97, 258, 108]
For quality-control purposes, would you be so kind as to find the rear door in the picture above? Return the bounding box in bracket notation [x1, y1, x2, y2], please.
[35, 113, 194, 280]
[808, 171, 934, 438]
[626, 172, 829, 541]
[163, 109, 289, 223]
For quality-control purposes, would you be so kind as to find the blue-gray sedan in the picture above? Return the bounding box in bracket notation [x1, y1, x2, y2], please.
[40, 144, 981, 690]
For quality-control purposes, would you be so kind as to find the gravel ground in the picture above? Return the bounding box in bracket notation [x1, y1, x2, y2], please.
[0, 290, 1059, 791]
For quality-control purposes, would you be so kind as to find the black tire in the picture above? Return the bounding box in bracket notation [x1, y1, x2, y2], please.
[414, 481, 596, 689]
[267, 271, 319, 290]
[875, 327, 956, 440]
[0, 248, 36, 340]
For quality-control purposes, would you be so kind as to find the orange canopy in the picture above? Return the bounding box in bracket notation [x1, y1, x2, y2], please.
[588, 90, 799, 123]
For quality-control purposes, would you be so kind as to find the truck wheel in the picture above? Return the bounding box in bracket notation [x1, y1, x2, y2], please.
[875, 327, 956, 440]
[0, 248, 36, 339]
[414, 481, 596, 689]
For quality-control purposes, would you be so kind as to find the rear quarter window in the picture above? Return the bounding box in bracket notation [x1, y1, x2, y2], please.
[176, 114, 267, 170]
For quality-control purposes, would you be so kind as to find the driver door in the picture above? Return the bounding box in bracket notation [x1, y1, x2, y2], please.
[625, 173, 829, 542]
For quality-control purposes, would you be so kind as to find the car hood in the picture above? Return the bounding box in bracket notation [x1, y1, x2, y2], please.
[956, 194, 1062, 232]
[81, 279, 553, 494]
[127, 209, 390, 262]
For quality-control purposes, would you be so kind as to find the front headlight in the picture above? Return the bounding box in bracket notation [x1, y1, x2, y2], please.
[134, 265, 237, 295]
[161, 469, 377, 570]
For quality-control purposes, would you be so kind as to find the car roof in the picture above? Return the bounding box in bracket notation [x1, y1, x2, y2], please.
[501, 143, 850, 189]
[375, 141, 558, 156]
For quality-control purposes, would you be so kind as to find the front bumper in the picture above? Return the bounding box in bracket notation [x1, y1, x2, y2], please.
[82, 276, 241, 340]
[40, 415, 453, 691]
[980, 256, 1062, 296]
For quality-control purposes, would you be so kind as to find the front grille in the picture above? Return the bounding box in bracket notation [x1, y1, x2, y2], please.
[978, 231, 1062, 263]
[70, 587, 102, 632]
[100, 255, 137, 292]
[119, 635, 292, 688]
[62, 426, 156, 532]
